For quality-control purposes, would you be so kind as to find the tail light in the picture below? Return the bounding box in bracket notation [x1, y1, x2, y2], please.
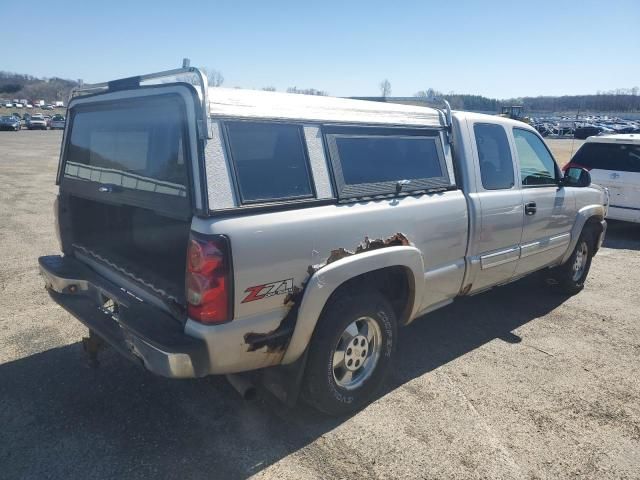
[562, 162, 591, 172]
[186, 234, 232, 324]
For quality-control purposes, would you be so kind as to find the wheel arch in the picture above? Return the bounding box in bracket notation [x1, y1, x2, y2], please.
[561, 204, 606, 264]
[281, 246, 424, 364]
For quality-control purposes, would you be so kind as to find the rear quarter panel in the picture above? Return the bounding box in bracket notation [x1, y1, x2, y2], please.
[190, 191, 468, 369]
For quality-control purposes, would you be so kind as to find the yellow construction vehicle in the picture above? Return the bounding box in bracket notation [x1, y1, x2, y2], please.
[499, 105, 531, 124]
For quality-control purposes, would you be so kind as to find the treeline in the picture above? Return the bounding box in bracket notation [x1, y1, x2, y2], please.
[414, 87, 640, 113]
[0, 71, 78, 101]
[413, 89, 499, 111]
[3, 69, 639, 113]
[511, 92, 640, 113]
[285, 86, 327, 96]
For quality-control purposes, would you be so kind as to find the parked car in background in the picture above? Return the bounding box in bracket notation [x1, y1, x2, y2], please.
[42, 105, 54, 110]
[574, 126, 603, 140]
[565, 134, 640, 223]
[11, 113, 24, 128]
[49, 114, 65, 130]
[39, 66, 608, 415]
[0, 115, 21, 131]
[27, 114, 47, 130]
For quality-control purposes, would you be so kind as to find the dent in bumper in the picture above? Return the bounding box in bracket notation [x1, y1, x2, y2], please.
[39, 255, 208, 379]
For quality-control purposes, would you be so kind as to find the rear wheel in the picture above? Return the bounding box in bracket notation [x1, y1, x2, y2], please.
[302, 291, 397, 415]
[549, 228, 595, 295]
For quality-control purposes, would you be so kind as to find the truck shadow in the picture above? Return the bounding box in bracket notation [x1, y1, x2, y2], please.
[602, 220, 640, 250]
[390, 273, 565, 388]
[0, 275, 568, 479]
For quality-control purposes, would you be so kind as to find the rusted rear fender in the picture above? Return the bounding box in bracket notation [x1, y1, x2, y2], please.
[281, 246, 425, 364]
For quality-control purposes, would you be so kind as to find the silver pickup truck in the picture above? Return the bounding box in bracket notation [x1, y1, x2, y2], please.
[39, 65, 607, 415]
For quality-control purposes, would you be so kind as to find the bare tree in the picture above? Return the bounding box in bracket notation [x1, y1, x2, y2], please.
[379, 79, 391, 98]
[447, 97, 464, 109]
[262, 86, 276, 91]
[286, 87, 327, 96]
[204, 68, 224, 87]
[414, 89, 438, 99]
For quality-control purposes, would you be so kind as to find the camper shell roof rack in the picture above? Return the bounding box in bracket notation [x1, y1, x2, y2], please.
[69, 59, 212, 139]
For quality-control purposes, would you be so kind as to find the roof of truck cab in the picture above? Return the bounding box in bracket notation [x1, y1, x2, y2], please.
[207, 87, 446, 128]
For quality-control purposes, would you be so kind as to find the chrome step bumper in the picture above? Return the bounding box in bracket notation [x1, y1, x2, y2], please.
[39, 255, 209, 378]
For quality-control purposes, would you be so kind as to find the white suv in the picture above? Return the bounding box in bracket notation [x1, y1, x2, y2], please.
[566, 134, 640, 223]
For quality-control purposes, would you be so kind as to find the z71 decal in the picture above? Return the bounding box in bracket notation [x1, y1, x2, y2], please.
[242, 278, 294, 303]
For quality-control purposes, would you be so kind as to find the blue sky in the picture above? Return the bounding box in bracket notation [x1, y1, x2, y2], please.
[3, 0, 638, 98]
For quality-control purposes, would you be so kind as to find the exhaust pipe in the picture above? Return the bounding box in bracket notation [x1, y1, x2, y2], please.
[225, 373, 257, 401]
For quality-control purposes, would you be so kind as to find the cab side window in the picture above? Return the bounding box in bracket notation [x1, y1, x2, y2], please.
[513, 128, 558, 186]
[474, 123, 515, 190]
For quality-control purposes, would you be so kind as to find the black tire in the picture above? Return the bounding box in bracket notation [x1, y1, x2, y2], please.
[302, 291, 397, 415]
[549, 228, 596, 295]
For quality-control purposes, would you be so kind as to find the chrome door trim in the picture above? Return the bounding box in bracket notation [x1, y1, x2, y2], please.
[520, 233, 571, 259]
[480, 246, 520, 269]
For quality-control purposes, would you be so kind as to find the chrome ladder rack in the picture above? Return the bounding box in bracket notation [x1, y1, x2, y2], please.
[69, 58, 211, 139]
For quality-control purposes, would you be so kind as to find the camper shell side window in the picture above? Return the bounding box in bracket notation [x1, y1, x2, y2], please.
[323, 126, 452, 200]
[222, 121, 316, 204]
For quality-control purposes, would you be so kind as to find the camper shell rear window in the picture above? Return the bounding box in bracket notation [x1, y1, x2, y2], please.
[61, 94, 192, 218]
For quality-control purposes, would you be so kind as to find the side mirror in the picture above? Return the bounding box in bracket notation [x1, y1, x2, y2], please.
[562, 167, 591, 187]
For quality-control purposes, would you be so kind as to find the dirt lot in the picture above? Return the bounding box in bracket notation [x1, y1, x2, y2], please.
[1, 131, 639, 480]
[545, 138, 586, 167]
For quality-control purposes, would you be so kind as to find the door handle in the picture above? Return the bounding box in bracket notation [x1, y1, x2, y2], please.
[525, 201, 537, 215]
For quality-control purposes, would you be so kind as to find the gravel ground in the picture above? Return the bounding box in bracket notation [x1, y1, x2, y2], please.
[545, 138, 586, 167]
[1, 131, 639, 480]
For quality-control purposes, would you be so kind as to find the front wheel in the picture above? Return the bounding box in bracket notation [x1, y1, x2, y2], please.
[549, 229, 595, 295]
[302, 291, 397, 415]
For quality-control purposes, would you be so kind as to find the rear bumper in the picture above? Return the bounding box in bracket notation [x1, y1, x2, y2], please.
[39, 255, 209, 378]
